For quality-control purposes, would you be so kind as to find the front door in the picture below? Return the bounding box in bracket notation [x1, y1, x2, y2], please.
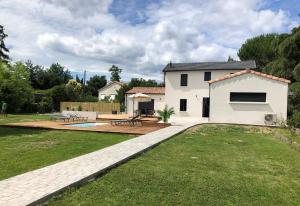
[202, 97, 210, 117]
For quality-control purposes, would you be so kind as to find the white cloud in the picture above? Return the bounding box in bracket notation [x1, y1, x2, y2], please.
[0, 0, 298, 81]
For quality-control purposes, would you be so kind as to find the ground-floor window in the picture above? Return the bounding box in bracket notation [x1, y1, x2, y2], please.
[180, 99, 187, 111]
[230, 92, 266, 102]
[202, 97, 210, 117]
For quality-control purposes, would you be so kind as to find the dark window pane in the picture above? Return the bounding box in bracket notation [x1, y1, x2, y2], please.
[202, 97, 210, 117]
[204, 72, 211, 81]
[180, 99, 187, 111]
[230, 92, 266, 102]
[181, 74, 188, 86]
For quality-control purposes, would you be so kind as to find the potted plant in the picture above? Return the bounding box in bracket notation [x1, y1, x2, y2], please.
[157, 105, 175, 123]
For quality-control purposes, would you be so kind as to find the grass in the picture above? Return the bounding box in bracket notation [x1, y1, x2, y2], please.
[48, 125, 300, 205]
[0, 127, 132, 180]
[0, 114, 49, 124]
[275, 128, 300, 144]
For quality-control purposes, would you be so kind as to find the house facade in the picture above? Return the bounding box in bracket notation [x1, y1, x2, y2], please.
[209, 70, 289, 125]
[98, 81, 123, 101]
[162, 60, 290, 125]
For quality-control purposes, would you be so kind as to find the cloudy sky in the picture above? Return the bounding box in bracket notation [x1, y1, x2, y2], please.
[1, 0, 299, 81]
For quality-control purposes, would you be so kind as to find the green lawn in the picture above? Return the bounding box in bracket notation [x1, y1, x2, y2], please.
[0, 127, 132, 180]
[0, 114, 49, 124]
[48, 125, 300, 206]
[275, 128, 300, 144]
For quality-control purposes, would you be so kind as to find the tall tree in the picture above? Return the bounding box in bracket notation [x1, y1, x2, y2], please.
[238, 34, 287, 69]
[86, 75, 107, 96]
[109, 65, 122, 82]
[128, 78, 158, 88]
[0, 61, 33, 112]
[47, 63, 72, 88]
[0, 25, 9, 61]
[75, 75, 82, 83]
[227, 56, 235, 62]
[24, 60, 45, 89]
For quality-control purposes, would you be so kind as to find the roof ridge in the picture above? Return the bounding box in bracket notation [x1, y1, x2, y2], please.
[208, 70, 291, 84]
[171, 60, 255, 65]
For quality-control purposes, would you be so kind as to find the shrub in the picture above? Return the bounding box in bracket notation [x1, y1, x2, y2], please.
[157, 105, 175, 123]
[288, 111, 300, 129]
[37, 96, 53, 113]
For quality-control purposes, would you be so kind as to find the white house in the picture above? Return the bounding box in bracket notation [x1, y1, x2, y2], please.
[209, 70, 290, 125]
[125, 87, 165, 116]
[163, 60, 290, 125]
[98, 81, 123, 101]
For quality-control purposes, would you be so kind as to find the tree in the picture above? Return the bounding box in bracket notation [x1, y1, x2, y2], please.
[75, 75, 82, 83]
[0, 61, 33, 112]
[293, 63, 300, 82]
[86, 75, 107, 96]
[128, 78, 158, 88]
[109, 65, 122, 82]
[0, 25, 9, 61]
[115, 84, 130, 104]
[47, 63, 72, 88]
[65, 80, 82, 101]
[227, 56, 235, 62]
[24, 61, 72, 90]
[157, 105, 175, 123]
[238, 34, 287, 69]
[24, 60, 45, 89]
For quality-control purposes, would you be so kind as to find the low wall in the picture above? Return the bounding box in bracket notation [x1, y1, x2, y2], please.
[62, 111, 97, 121]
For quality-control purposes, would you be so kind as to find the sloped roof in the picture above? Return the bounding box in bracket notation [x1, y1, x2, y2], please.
[126, 87, 165, 94]
[163, 60, 256, 72]
[208, 69, 291, 84]
[98, 81, 124, 92]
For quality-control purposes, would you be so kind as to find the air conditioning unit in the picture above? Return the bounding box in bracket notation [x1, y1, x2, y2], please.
[264, 114, 277, 125]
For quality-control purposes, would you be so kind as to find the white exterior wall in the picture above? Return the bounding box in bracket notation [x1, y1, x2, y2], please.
[126, 94, 165, 116]
[98, 83, 122, 101]
[209, 74, 288, 125]
[165, 70, 240, 118]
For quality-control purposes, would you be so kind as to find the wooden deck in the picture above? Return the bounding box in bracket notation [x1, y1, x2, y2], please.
[7, 120, 169, 135]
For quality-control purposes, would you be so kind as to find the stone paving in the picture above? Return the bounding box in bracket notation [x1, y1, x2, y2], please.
[0, 122, 198, 206]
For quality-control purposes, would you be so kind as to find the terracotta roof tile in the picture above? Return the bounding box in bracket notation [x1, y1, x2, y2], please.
[208, 69, 291, 84]
[126, 87, 165, 94]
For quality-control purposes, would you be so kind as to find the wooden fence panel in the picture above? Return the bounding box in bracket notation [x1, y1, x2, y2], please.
[60, 102, 120, 113]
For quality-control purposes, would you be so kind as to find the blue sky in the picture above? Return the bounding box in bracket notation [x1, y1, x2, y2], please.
[1, 0, 299, 81]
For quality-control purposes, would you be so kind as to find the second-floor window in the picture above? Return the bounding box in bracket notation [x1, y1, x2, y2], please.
[181, 74, 188, 86]
[204, 72, 211, 81]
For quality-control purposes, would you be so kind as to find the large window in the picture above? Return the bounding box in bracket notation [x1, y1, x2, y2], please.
[181, 74, 188, 86]
[204, 72, 211, 81]
[180, 99, 187, 111]
[230, 92, 266, 102]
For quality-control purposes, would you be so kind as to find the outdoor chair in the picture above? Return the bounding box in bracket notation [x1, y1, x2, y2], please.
[49, 114, 72, 122]
[73, 114, 88, 121]
[110, 115, 142, 126]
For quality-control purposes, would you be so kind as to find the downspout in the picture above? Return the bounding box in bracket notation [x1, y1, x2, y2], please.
[208, 82, 211, 122]
[125, 94, 127, 114]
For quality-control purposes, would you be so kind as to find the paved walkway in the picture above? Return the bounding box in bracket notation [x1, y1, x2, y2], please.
[0, 122, 198, 206]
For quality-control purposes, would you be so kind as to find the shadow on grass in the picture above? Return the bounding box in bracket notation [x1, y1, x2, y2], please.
[0, 126, 48, 138]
